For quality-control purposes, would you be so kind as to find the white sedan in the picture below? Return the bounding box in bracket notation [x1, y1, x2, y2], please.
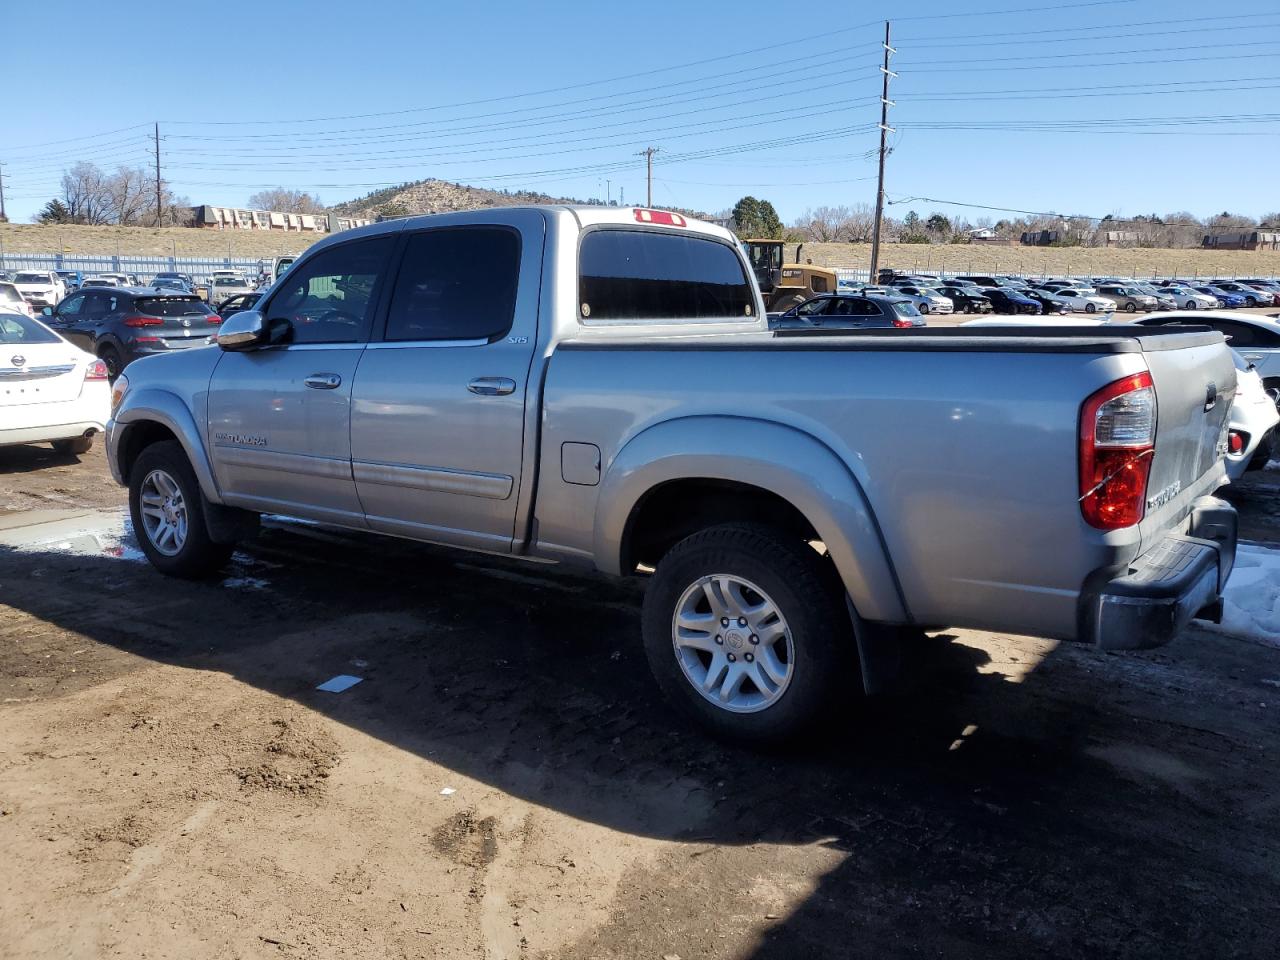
[1052, 287, 1118, 313]
[0, 312, 111, 455]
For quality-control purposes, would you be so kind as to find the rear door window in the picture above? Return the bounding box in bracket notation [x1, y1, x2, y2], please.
[579, 230, 753, 322]
[384, 227, 520, 342]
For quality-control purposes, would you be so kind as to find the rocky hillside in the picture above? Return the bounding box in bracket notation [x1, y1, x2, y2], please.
[330, 177, 709, 220]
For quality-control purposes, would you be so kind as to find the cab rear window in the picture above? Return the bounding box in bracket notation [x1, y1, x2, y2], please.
[579, 230, 753, 323]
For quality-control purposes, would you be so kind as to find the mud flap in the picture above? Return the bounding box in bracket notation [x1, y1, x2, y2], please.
[847, 595, 907, 695]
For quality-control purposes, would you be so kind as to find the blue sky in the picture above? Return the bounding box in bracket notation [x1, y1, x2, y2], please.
[4, 0, 1278, 225]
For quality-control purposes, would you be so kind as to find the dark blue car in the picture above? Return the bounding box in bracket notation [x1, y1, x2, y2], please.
[981, 287, 1042, 316]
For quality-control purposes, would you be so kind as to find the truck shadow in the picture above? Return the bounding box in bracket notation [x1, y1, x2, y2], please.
[1, 515, 1276, 958]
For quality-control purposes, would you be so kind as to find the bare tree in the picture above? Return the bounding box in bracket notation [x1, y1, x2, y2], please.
[843, 203, 876, 242]
[60, 162, 112, 224]
[106, 165, 151, 225]
[247, 188, 326, 213]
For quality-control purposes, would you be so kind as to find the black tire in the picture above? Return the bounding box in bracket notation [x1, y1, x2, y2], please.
[52, 436, 93, 455]
[128, 440, 232, 578]
[1185, 300, 1197, 310]
[918, 302, 930, 314]
[98, 344, 124, 380]
[1247, 297, 1259, 307]
[1085, 303, 1097, 314]
[641, 523, 852, 744]
[1124, 302, 1137, 313]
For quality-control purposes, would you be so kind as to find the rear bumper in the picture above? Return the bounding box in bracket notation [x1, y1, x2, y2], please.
[1092, 496, 1237, 651]
[0, 419, 105, 447]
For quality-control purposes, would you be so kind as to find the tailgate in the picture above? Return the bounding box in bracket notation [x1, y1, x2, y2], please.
[1139, 330, 1235, 539]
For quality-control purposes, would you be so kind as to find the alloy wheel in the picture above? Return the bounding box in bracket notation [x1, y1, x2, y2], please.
[671, 574, 794, 714]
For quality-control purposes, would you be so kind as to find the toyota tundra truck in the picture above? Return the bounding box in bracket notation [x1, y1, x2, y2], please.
[105, 206, 1239, 741]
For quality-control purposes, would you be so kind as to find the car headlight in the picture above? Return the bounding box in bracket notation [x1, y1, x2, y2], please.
[110, 373, 130, 413]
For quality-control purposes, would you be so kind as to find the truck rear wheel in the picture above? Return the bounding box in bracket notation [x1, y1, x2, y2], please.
[129, 441, 233, 578]
[641, 523, 850, 743]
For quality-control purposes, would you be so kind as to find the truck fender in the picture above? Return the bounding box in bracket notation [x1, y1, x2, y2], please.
[594, 415, 907, 624]
[113, 388, 222, 504]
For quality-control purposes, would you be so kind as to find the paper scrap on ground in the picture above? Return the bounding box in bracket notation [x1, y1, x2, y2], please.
[316, 675, 364, 693]
[1203, 543, 1280, 648]
[440, 787, 456, 796]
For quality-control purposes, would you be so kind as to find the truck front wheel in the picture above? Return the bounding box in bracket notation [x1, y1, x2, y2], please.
[641, 524, 850, 743]
[129, 440, 233, 578]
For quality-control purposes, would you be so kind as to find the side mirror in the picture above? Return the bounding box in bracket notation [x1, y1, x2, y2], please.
[41, 306, 54, 317]
[216, 310, 273, 351]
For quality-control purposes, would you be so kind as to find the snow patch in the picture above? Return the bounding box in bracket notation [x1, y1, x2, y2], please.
[1202, 543, 1280, 647]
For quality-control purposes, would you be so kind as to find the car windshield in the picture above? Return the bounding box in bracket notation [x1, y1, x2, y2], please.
[213, 278, 244, 287]
[0, 284, 22, 301]
[134, 297, 214, 317]
[0, 313, 60, 344]
[889, 301, 921, 318]
[14, 273, 48, 284]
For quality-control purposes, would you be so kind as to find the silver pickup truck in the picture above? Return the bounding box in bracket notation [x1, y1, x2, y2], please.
[106, 206, 1238, 741]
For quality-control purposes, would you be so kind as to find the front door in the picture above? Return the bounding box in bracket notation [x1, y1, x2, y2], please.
[207, 234, 397, 525]
[350, 213, 542, 552]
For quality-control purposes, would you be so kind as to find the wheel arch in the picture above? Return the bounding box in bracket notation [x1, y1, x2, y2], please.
[112, 388, 221, 503]
[595, 415, 908, 623]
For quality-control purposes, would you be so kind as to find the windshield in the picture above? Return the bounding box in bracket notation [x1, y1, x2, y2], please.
[0, 313, 60, 344]
[0, 284, 22, 301]
[890, 301, 921, 318]
[213, 277, 245, 288]
[14, 273, 48, 284]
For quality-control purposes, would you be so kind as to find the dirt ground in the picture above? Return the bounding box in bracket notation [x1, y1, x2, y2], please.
[2, 443, 1280, 960]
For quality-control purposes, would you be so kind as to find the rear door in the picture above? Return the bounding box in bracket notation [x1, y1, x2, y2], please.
[350, 212, 542, 552]
[207, 235, 397, 525]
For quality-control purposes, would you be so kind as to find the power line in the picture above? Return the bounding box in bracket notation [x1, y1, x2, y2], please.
[163, 0, 1133, 128]
[897, 13, 1280, 44]
[900, 48, 1280, 72]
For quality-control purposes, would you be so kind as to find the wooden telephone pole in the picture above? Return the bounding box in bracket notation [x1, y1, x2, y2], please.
[154, 123, 163, 227]
[637, 146, 660, 206]
[868, 22, 896, 282]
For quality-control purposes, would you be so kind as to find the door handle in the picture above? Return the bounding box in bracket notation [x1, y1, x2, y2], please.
[1243, 354, 1264, 362]
[304, 373, 342, 390]
[468, 377, 516, 396]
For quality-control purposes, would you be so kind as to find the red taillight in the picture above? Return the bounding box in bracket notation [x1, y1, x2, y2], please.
[133, 336, 161, 343]
[892, 317, 915, 328]
[85, 359, 109, 381]
[123, 315, 162, 327]
[633, 208, 686, 227]
[1229, 431, 1245, 455]
[1079, 371, 1156, 530]
[207, 314, 222, 324]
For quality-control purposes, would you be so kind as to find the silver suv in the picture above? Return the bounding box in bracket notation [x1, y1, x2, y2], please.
[1095, 285, 1157, 313]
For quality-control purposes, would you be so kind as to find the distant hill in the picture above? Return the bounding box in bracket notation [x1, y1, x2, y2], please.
[329, 177, 710, 221]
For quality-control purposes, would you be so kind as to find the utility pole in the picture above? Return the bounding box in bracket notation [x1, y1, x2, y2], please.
[154, 123, 163, 227]
[868, 21, 896, 283]
[0, 162, 7, 223]
[637, 147, 660, 206]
